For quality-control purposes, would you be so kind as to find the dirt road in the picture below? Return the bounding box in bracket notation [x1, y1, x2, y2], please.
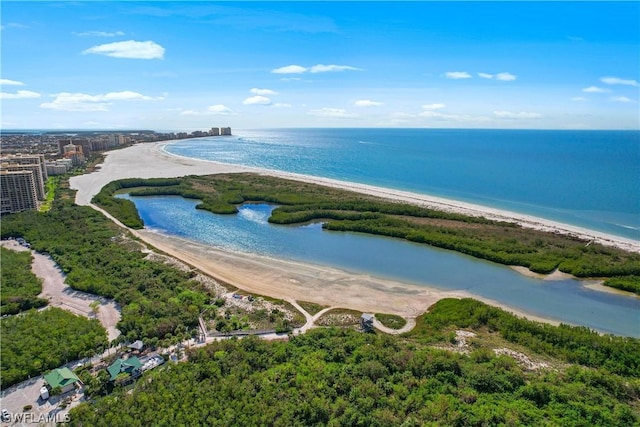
[2, 240, 121, 341]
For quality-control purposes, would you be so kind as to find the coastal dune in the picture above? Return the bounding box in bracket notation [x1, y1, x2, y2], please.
[69, 141, 638, 325]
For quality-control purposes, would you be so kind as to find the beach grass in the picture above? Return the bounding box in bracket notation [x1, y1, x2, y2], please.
[375, 313, 407, 329]
[315, 308, 363, 327]
[297, 300, 328, 316]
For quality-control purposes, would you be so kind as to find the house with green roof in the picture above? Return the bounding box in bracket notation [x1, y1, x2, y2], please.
[43, 367, 81, 394]
[107, 356, 142, 382]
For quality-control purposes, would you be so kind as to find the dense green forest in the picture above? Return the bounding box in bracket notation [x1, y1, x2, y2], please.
[0, 247, 47, 315]
[68, 306, 640, 426]
[408, 298, 640, 378]
[1, 307, 107, 389]
[1, 172, 637, 424]
[93, 174, 640, 293]
[1, 185, 215, 345]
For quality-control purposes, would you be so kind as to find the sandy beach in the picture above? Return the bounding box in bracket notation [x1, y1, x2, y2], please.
[68, 141, 639, 325]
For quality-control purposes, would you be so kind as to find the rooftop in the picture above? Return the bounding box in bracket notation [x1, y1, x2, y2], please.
[43, 367, 80, 389]
[107, 357, 142, 381]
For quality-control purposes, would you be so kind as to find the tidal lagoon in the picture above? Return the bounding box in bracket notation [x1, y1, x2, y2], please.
[120, 194, 640, 337]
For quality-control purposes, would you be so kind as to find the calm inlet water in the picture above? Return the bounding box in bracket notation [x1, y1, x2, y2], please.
[120, 194, 640, 337]
[163, 129, 640, 241]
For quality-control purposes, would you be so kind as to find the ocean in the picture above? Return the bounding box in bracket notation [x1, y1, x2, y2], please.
[163, 128, 640, 240]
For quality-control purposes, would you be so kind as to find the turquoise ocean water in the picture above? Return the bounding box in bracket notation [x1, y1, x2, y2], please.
[163, 129, 640, 240]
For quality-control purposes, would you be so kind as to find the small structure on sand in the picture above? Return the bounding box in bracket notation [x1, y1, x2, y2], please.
[360, 313, 375, 332]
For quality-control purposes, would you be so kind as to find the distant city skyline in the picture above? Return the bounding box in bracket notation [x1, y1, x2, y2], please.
[1, 1, 638, 130]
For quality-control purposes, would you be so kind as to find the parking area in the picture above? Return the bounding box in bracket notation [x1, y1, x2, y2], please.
[1, 377, 82, 426]
[140, 355, 165, 373]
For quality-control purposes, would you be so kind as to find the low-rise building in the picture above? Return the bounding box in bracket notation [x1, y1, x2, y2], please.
[43, 367, 81, 394]
[107, 357, 142, 382]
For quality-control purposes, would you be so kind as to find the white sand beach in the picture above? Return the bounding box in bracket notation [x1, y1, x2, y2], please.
[68, 141, 639, 325]
[71, 141, 640, 253]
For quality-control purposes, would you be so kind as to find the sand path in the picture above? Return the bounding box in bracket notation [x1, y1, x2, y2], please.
[1, 240, 121, 341]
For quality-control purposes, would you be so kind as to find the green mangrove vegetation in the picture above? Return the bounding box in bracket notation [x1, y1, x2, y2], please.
[1, 184, 216, 346]
[1, 307, 107, 389]
[408, 298, 640, 378]
[0, 247, 47, 315]
[93, 173, 640, 293]
[68, 311, 640, 426]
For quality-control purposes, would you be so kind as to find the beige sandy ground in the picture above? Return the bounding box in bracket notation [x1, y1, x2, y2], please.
[68, 141, 640, 327]
[1, 240, 121, 341]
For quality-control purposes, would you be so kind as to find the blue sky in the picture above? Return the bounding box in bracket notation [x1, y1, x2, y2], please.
[1, 1, 639, 130]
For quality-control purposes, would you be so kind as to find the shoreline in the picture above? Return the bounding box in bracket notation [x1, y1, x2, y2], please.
[133, 227, 562, 327]
[159, 141, 640, 253]
[68, 141, 638, 332]
[73, 141, 639, 253]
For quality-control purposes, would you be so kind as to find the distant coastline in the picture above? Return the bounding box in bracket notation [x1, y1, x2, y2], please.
[73, 140, 640, 253]
[161, 129, 640, 241]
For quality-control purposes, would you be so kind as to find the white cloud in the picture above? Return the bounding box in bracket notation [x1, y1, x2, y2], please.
[582, 86, 610, 93]
[494, 111, 542, 119]
[309, 64, 362, 73]
[250, 88, 278, 95]
[600, 76, 639, 87]
[0, 79, 25, 86]
[0, 90, 41, 100]
[308, 107, 358, 118]
[180, 104, 235, 116]
[280, 77, 302, 81]
[422, 103, 446, 110]
[272, 103, 292, 108]
[207, 104, 234, 114]
[495, 72, 517, 81]
[40, 91, 160, 111]
[83, 40, 165, 59]
[243, 95, 272, 105]
[74, 31, 125, 37]
[419, 110, 491, 123]
[419, 110, 446, 118]
[572, 97, 587, 101]
[477, 72, 516, 81]
[444, 71, 471, 79]
[102, 91, 156, 101]
[1, 23, 28, 30]
[272, 64, 361, 74]
[272, 65, 307, 74]
[354, 99, 383, 107]
[611, 96, 636, 103]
